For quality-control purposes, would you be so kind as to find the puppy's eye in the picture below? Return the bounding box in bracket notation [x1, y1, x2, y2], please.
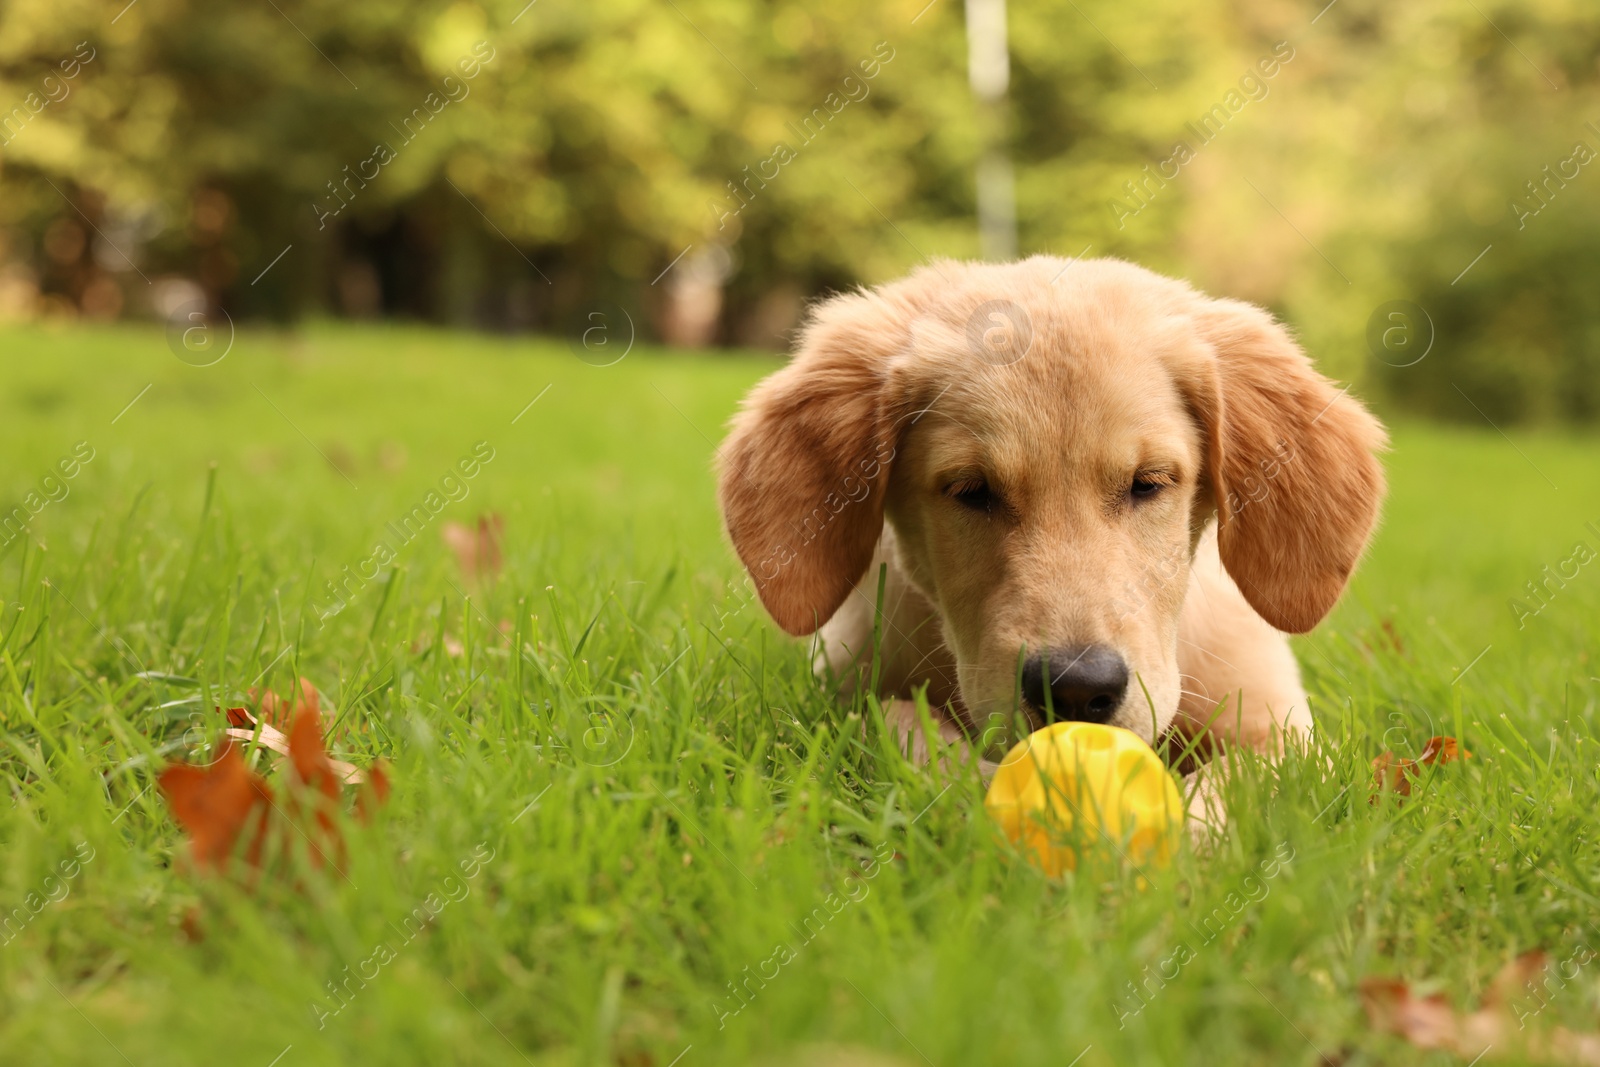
[1130, 474, 1168, 501]
[945, 478, 996, 512]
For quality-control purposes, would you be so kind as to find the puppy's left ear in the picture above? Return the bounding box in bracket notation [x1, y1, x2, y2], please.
[1186, 297, 1388, 633]
[717, 288, 914, 636]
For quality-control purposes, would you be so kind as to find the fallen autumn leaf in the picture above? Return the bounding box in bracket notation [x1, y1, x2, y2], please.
[1360, 954, 1600, 1065]
[159, 695, 390, 877]
[1372, 734, 1472, 801]
[157, 740, 273, 873]
[441, 513, 504, 582]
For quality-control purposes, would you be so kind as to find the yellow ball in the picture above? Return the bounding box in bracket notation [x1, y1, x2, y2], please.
[984, 722, 1183, 876]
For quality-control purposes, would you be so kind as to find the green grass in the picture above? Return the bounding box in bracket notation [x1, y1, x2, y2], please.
[0, 321, 1598, 1066]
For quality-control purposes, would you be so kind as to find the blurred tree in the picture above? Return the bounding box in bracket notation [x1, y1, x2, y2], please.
[0, 0, 1597, 423]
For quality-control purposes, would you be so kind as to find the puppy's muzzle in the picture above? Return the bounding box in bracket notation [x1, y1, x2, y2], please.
[1020, 644, 1129, 724]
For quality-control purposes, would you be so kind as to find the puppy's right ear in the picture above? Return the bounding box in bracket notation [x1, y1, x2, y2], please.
[1184, 296, 1388, 634]
[717, 289, 911, 635]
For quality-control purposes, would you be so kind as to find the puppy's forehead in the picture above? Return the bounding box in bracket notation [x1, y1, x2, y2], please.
[900, 274, 1200, 463]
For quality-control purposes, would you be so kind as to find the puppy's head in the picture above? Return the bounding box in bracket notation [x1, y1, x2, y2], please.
[718, 258, 1386, 745]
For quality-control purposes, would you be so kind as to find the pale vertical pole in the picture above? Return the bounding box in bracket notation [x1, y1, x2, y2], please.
[965, 0, 1016, 261]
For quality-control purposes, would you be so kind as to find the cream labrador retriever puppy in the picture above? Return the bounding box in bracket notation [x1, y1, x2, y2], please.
[717, 257, 1385, 804]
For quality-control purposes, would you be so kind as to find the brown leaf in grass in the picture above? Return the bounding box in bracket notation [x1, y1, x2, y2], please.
[225, 681, 366, 784]
[1419, 735, 1470, 766]
[157, 740, 274, 872]
[162, 689, 392, 880]
[1359, 976, 1467, 1050]
[1380, 617, 1407, 656]
[288, 704, 344, 804]
[286, 704, 345, 868]
[248, 677, 319, 730]
[221, 721, 367, 785]
[223, 724, 290, 756]
[1371, 752, 1418, 798]
[441, 513, 504, 582]
[355, 762, 391, 825]
[1360, 955, 1600, 1066]
[1485, 951, 1551, 1010]
[1371, 735, 1471, 802]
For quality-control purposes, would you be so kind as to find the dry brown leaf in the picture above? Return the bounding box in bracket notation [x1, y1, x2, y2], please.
[1419, 735, 1470, 766]
[441, 513, 504, 582]
[157, 740, 273, 872]
[1381, 617, 1407, 656]
[247, 677, 319, 730]
[221, 722, 366, 785]
[1360, 976, 1469, 1050]
[288, 704, 346, 804]
[1371, 752, 1417, 798]
[1360, 954, 1600, 1066]
[355, 762, 391, 826]
[223, 724, 289, 755]
[161, 690, 391, 881]
[1485, 951, 1551, 1010]
[1371, 735, 1471, 802]
[286, 704, 346, 869]
[225, 680, 365, 783]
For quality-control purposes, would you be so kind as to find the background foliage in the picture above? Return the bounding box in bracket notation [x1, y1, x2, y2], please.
[1, 0, 1599, 421]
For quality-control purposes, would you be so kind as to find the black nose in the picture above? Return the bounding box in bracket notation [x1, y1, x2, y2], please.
[1020, 644, 1129, 723]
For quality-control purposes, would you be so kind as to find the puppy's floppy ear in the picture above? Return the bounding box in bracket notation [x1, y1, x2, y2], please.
[717, 289, 913, 635]
[1186, 297, 1388, 633]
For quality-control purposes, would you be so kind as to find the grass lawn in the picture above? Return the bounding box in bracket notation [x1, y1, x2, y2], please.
[0, 321, 1598, 1066]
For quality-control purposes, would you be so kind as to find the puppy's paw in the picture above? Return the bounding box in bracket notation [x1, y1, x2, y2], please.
[1183, 757, 1230, 847]
[882, 698, 994, 781]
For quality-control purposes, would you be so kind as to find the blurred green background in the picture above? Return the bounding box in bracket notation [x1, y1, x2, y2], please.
[2, 0, 1599, 422]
